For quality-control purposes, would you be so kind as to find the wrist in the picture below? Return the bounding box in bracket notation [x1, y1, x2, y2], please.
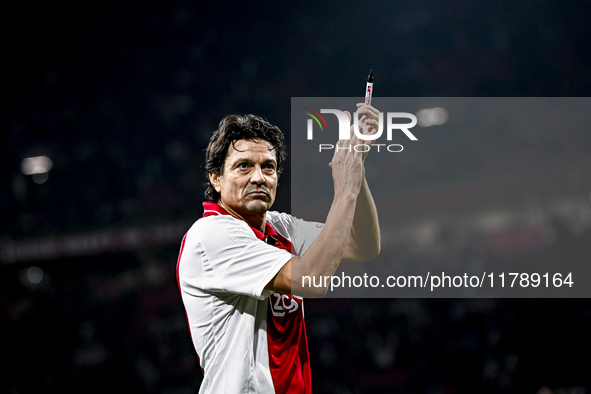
[332, 192, 358, 206]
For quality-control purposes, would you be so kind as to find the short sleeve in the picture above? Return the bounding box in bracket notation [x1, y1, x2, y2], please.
[290, 217, 325, 256]
[178, 215, 294, 300]
[266, 212, 325, 256]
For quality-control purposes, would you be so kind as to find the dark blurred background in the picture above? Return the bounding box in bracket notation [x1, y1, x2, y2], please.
[2, 0, 591, 393]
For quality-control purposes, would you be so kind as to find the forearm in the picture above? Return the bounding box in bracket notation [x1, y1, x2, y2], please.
[289, 192, 359, 295]
[345, 174, 380, 261]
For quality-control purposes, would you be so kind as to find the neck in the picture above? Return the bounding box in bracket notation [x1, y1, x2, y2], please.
[217, 201, 267, 233]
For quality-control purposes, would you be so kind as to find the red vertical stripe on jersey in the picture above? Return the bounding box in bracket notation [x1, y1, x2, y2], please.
[263, 234, 312, 394]
[267, 294, 312, 393]
[176, 232, 203, 374]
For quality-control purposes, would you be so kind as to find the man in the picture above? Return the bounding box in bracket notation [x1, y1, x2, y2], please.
[177, 103, 380, 393]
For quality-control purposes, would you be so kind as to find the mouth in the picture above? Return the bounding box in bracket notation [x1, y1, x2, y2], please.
[247, 189, 270, 198]
[248, 191, 268, 197]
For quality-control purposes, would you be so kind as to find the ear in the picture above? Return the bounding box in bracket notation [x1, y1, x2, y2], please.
[209, 172, 222, 193]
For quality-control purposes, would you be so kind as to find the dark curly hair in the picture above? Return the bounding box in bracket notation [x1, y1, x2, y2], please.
[205, 114, 287, 202]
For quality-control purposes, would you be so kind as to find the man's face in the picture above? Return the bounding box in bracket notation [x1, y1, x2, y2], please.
[210, 139, 278, 218]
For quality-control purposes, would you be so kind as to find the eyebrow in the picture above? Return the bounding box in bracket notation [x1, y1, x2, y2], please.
[230, 157, 277, 166]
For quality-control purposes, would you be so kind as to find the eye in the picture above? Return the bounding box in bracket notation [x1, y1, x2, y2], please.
[237, 162, 249, 169]
[264, 163, 276, 171]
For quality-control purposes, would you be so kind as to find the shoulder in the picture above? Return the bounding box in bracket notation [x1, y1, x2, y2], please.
[268, 211, 325, 255]
[267, 211, 319, 231]
[266, 210, 295, 226]
[266, 211, 298, 235]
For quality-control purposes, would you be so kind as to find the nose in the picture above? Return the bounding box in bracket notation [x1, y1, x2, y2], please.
[250, 165, 266, 185]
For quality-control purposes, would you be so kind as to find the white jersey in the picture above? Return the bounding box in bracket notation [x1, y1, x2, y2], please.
[177, 202, 323, 393]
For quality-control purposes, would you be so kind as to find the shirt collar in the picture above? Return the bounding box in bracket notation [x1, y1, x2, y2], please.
[202, 202, 279, 243]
